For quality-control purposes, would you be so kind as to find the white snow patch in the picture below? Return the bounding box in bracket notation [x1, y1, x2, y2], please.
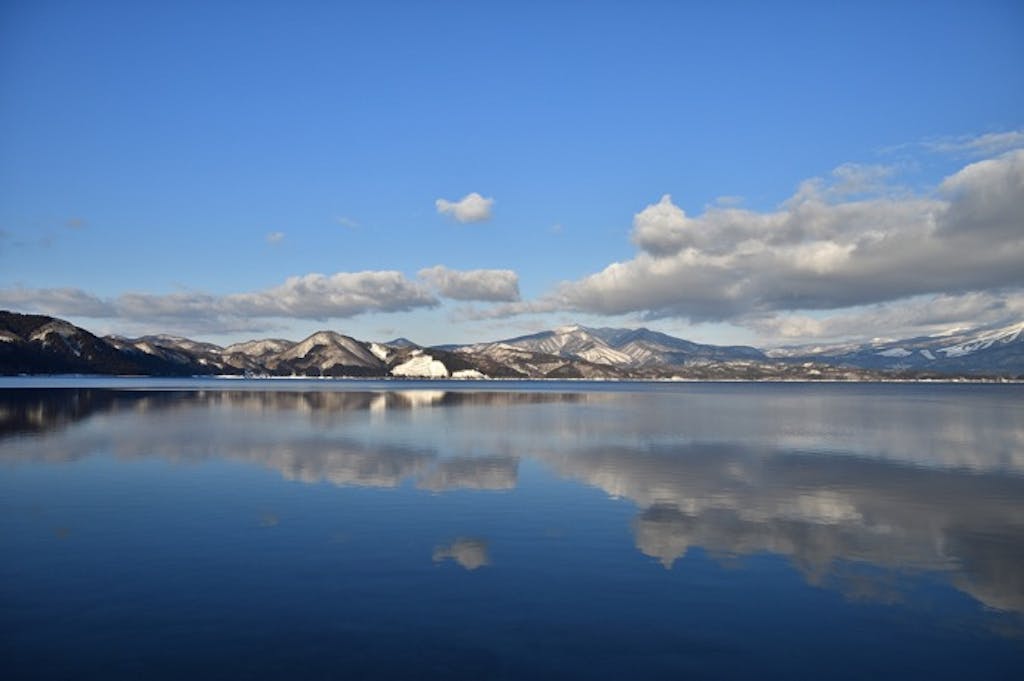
[877, 348, 912, 358]
[369, 342, 390, 362]
[937, 321, 1024, 358]
[391, 354, 449, 378]
[938, 345, 970, 358]
[452, 369, 486, 379]
[29, 321, 78, 342]
[920, 349, 935, 360]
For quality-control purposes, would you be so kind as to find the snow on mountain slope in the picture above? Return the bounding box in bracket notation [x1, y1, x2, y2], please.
[479, 325, 636, 366]
[224, 338, 295, 358]
[107, 334, 233, 371]
[390, 350, 449, 377]
[144, 335, 225, 356]
[767, 320, 1024, 374]
[457, 343, 569, 377]
[369, 343, 390, 362]
[877, 348, 912, 358]
[274, 331, 380, 368]
[28, 320, 79, 342]
[468, 325, 764, 369]
[936, 322, 1024, 358]
[30, 321, 85, 356]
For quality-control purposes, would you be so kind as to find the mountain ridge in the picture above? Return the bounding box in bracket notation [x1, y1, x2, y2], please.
[1, 310, 1021, 379]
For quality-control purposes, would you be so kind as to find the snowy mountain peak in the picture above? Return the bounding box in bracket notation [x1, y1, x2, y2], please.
[271, 330, 381, 372]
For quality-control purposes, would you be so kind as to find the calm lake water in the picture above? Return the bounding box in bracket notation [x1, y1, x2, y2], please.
[2, 378, 1023, 679]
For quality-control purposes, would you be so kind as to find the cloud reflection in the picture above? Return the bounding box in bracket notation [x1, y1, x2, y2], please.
[554, 442, 1024, 613]
[433, 538, 490, 570]
[418, 457, 519, 492]
[2, 386, 1022, 614]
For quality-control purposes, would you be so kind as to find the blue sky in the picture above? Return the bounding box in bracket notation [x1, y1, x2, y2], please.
[1, 0, 1022, 346]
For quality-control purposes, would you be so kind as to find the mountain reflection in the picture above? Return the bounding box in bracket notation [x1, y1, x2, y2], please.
[2, 386, 1022, 614]
[0, 388, 586, 439]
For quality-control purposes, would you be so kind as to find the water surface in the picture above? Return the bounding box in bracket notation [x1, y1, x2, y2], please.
[2, 380, 1022, 679]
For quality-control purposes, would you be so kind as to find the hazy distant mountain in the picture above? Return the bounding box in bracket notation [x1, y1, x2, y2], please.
[383, 337, 419, 349]
[770, 321, 1024, 375]
[1, 310, 1021, 379]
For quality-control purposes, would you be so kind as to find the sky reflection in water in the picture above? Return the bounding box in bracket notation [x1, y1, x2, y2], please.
[1, 382, 1022, 679]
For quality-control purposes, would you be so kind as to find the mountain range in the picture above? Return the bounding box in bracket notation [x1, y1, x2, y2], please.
[1, 310, 1022, 380]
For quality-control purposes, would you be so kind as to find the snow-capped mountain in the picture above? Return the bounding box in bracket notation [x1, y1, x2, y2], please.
[223, 338, 296, 359]
[590, 327, 766, 366]
[265, 331, 383, 375]
[108, 334, 242, 372]
[2, 310, 1021, 378]
[1, 311, 218, 376]
[769, 321, 1024, 374]
[458, 324, 765, 369]
[481, 325, 636, 366]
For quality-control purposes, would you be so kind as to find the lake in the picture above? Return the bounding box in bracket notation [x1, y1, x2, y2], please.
[1, 378, 1023, 679]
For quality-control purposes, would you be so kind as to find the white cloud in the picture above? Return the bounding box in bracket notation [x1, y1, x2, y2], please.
[225, 271, 437, 318]
[630, 194, 694, 256]
[435, 192, 494, 223]
[827, 163, 898, 197]
[747, 290, 1024, 344]
[552, 150, 1024, 328]
[0, 271, 439, 334]
[418, 265, 520, 302]
[266, 231, 285, 244]
[452, 297, 564, 322]
[922, 130, 1024, 157]
[0, 286, 115, 318]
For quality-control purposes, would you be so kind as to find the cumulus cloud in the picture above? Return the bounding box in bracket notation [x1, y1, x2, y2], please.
[418, 265, 520, 302]
[435, 192, 494, 223]
[551, 150, 1024, 331]
[0, 271, 439, 333]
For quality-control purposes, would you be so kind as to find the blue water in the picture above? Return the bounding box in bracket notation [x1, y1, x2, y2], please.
[1, 380, 1022, 679]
